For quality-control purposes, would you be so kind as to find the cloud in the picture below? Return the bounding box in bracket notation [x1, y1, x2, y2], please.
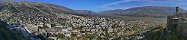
[100, 0, 187, 11]
[101, 0, 141, 7]
[101, 0, 187, 8]
[101, 0, 155, 7]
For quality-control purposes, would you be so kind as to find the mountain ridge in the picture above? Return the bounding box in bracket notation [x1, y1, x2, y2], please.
[99, 6, 186, 17]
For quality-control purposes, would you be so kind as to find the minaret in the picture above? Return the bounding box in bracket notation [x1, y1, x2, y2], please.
[176, 7, 183, 40]
[176, 7, 180, 17]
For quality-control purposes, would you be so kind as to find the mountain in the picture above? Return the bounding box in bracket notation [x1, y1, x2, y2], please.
[0, 2, 75, 14]
[45, 3, 75, 13]
[74, 10, 96, 15]
[99, 6, 186, 17]
[99, 9, 126, 15]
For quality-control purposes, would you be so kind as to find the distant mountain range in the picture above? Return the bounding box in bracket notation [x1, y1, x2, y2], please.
[71, 6, 187, 17]
[99, 6, 186, 17]
[74, 10, 96, 16]
[0, 1, 186, 17]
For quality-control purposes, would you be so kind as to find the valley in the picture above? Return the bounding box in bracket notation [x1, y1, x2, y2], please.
[0, 1, 185, 40]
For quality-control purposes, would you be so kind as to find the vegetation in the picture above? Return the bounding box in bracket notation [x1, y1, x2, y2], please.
[0, 21, 26, 40]
[142, 25, 164, 40]
[142, 24, 183, 40]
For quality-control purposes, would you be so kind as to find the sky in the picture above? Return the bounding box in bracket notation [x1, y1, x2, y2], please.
[16, 0, 187, 12]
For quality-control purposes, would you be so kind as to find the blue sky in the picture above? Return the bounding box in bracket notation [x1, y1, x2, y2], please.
[17, 0, 187, 12]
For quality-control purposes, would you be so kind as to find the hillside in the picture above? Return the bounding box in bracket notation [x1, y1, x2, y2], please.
[0, 2, 74, 14]
[99, 9, 126, 15]
[99, 6, 186, 17]
[73, 10, 96, 16]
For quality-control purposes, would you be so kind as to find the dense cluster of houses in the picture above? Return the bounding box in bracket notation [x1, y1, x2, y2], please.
[0, 12, 162, 40]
